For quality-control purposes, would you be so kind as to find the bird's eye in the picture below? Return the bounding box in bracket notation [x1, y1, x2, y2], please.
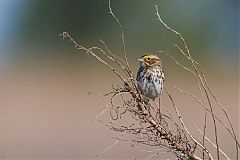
[147, 58, 150, 61]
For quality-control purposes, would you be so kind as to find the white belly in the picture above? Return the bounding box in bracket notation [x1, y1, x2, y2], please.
[137, 68, 164, 100]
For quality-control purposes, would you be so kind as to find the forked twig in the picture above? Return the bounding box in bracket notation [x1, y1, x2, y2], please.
[176, 87, 240, 147]
[155, 5, 222, 159]
[61, 32, 126, 83]
[175, 43, 239, 159]
[165, 45, 240, 151]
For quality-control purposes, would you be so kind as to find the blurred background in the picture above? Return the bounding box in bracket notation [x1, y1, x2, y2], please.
[0, 0, 239, 159]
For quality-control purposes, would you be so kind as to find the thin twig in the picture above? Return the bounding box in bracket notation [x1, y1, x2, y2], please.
[193, 123, 231, 160]
[164, 87, 213, 160]
[155, 5, 220, 159]
[198, 65, 239, 160]
[99, 39, 131, 77]
[60, 32, 126, 83]
[97, 138, 119, 156]
[202, 109, 207, 160]
[176, 87, 240, 147]
[108, 0, 131, 75]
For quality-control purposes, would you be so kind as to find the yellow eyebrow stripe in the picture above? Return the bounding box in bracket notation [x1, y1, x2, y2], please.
[143, 55, 155, 59]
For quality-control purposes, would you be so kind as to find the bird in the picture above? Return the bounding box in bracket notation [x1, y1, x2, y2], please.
[136, 54, 165, 102]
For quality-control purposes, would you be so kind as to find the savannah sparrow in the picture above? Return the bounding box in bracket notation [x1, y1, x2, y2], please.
[136, 54, 165, 101]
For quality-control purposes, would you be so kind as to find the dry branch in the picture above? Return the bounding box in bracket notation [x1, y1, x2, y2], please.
[61, 1, 239, 159]
[61, 32, 205, 160]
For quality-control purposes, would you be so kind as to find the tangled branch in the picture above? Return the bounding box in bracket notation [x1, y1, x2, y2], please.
[61, 1, 239, 159]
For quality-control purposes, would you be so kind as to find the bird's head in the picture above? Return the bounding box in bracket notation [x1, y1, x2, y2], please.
[138, 54, 162, 68]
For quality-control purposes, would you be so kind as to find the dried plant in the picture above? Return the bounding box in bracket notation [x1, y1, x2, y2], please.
[60, 1, 239, 159]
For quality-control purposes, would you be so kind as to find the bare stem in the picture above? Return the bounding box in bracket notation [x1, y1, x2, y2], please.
[155, 5, 221, 159]
[108, 0, 131, 76]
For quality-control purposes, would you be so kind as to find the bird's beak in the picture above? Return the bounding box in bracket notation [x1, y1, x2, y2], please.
[137, 58, 144, 62]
